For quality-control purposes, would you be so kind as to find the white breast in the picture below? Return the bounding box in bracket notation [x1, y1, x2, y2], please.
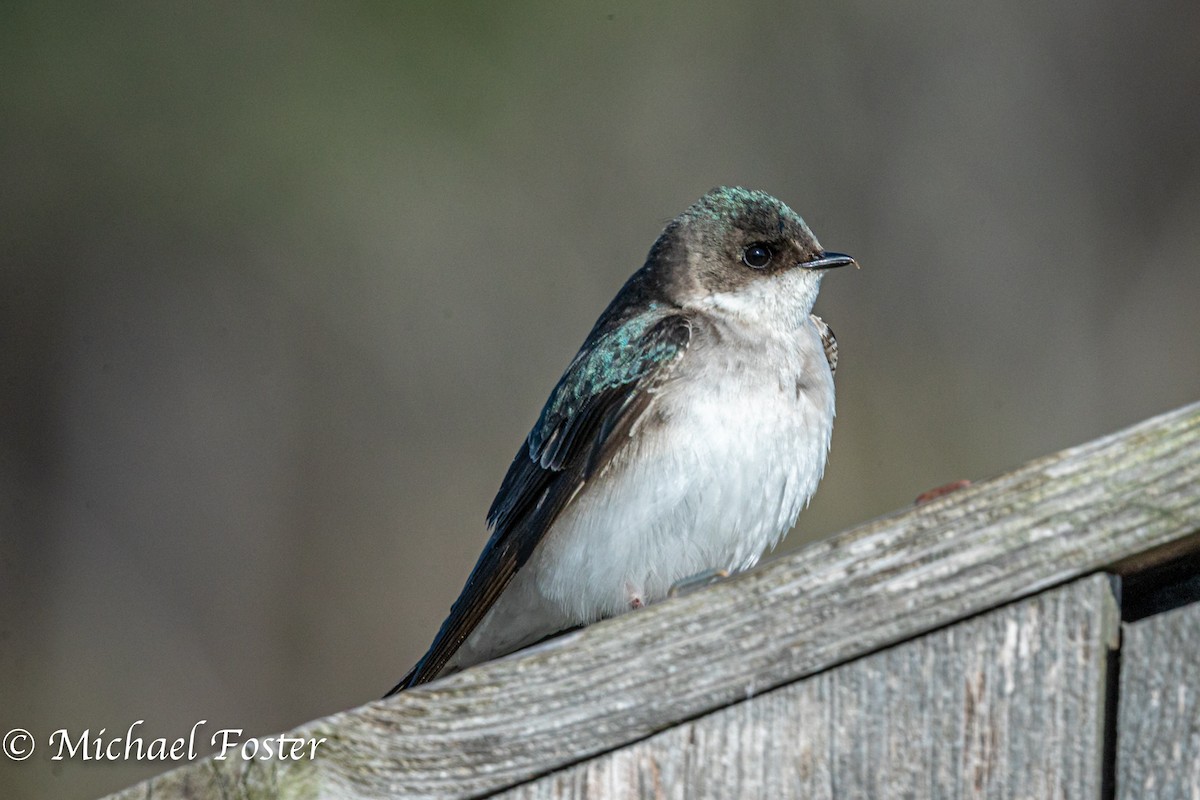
[532, 310, 835, 621]
[448, 296, 836, 673]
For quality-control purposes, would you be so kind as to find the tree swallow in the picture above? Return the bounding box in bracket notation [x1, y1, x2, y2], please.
[388, 187, 855, 694]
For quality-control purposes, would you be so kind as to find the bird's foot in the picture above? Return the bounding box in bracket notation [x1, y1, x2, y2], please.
[668, 567, 731, 598]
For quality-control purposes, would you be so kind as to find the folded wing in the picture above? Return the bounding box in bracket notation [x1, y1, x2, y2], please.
[388, 313, 692, 693]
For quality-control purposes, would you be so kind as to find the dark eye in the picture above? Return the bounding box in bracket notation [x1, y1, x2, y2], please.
[742, 244, 772, 269]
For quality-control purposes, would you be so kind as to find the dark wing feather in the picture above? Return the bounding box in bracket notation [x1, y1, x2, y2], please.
[387, 314, 692, 694]
[811, 313, 837, 376]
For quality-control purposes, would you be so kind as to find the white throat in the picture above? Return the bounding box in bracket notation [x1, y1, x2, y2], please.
[692, 268, 823, 331]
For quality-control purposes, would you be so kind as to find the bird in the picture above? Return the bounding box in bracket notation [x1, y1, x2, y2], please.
[387, 186, 855, 694]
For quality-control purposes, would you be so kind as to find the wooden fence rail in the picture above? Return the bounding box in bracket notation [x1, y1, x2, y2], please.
[106, 401, 1200, 799]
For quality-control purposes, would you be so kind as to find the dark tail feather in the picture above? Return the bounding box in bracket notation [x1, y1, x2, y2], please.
[384, 663, 419, 698]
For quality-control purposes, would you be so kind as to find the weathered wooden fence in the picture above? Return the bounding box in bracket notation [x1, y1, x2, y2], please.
[106, 401, 1200, 799]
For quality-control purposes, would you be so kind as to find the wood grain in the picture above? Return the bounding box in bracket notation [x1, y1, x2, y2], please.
[1118, 600, 1200, 800]
[502, 574, 1119, 799]
[103, 401, 1200, 800]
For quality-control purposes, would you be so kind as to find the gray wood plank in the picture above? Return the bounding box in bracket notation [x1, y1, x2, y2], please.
[1118, 600, 1200, 800]
[501, 574, 1119, 800]
[103, 402, 1200, 799]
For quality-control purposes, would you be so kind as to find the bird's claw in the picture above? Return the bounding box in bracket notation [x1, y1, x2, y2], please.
[668, 567, 732, 598]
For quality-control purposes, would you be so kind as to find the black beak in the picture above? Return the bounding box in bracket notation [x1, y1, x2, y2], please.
[803, 252, 858, 270]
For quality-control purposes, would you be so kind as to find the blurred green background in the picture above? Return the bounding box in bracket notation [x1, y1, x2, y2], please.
[2, 2, 1198, 797]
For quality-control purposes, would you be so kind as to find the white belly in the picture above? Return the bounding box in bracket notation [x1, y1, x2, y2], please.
[448, 318, 835, 672]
